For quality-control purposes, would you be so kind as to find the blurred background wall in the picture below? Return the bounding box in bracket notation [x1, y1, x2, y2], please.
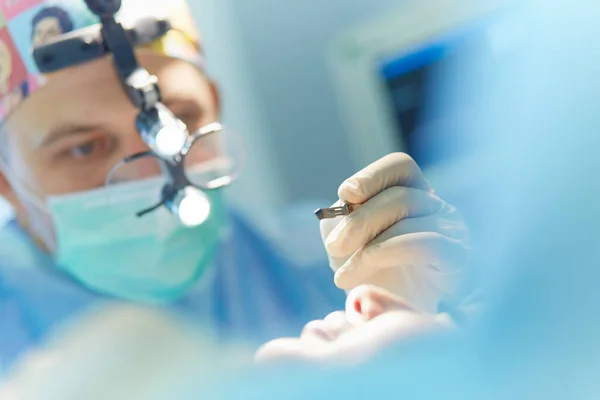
[188, 0, 416, 212]
[188, 0, 512, 212]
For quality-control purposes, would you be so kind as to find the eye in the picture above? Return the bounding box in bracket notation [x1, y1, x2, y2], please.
[67, 136, 114, 161]
[173, 104, 205, 132]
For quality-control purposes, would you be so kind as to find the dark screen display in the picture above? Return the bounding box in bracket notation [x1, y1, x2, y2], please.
[380, 24, 492, 169]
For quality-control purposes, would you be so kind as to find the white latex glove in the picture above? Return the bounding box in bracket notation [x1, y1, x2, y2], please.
[320, 153, 470, 313]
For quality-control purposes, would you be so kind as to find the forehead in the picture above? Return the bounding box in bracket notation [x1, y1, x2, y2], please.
[35, 16, 60, 25]
[5, 50, 212, 134]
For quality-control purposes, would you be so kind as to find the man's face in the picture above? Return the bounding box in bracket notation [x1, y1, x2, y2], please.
[0, 50, 219, 242]
[32, 17, 63, 48]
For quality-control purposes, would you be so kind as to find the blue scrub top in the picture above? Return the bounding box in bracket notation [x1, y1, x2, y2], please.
[0, 206, 345, 372]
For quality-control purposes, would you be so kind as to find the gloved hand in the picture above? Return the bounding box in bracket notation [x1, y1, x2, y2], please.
[320, 153, 470, 313]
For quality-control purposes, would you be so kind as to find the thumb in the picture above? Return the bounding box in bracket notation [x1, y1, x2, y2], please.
[338, 153, 432, 205]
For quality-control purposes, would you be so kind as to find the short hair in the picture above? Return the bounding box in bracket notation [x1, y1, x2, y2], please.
[31, 6, 74, 38]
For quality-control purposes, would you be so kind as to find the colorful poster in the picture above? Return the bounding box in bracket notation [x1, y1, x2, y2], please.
[0, 0, 203, 121]
[0, 26, 27, 115]
[0, 0, 45, 21]
[7, 2, 73, 75]
[0, 27, 27, 94]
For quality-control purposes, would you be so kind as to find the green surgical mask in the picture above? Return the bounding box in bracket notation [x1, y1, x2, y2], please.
[46, 176, 227, 304]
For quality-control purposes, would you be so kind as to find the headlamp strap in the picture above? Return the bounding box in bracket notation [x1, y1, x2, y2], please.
[99, 15, 161, 111]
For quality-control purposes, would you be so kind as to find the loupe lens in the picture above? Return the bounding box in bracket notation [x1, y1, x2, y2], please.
[105, 153, 165, 208]
[183, 124, 245, 189]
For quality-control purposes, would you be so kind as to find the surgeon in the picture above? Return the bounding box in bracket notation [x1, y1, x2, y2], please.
[0, 0, 469, 370]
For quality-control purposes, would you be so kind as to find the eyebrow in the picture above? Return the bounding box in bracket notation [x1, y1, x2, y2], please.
[40, 98, 205, 148]
[162, 97, 205, 120]
[41, 122, 106, 148]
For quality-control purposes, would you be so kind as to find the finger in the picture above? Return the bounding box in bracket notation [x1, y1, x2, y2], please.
[319, 199, 345, 247]
[338, 212, 468, 301]
[380, 211, 469, 242]
[325, 186, 446, 258]
[363, 231, 470, 271]
[345, 285, 417, 323]
[335, 231, 470, 291]
[338, 153, 432, 205]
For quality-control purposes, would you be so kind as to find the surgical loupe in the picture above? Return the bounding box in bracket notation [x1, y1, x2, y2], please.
[33, 0, 241, 226]
[105, 121, 235, 223]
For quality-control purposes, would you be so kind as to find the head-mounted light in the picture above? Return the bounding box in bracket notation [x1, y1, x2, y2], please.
[31, 0, 232, 226]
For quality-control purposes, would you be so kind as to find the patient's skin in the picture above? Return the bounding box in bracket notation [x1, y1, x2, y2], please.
[256, 285, 455, 364]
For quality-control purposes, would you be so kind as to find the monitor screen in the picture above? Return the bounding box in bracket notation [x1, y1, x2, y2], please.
[379, 21, 499, 169]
